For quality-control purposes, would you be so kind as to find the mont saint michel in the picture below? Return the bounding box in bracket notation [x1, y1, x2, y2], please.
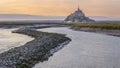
[65, 8, 95, 23]
[0, 0, 120, 68]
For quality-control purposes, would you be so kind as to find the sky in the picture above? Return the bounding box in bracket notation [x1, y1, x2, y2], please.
[0, 0, 120, 17]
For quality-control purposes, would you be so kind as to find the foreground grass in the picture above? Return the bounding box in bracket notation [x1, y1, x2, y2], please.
[61, 23, 120, 30]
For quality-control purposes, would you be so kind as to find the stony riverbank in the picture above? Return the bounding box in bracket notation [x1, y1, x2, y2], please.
[0, 28, 71, 68]
[71, 27, 120, 37]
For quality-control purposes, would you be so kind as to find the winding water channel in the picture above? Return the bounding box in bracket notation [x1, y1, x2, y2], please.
[0, 28, 34, 53]
[33, 27, 120, 68]
[0, 27, 120, 68]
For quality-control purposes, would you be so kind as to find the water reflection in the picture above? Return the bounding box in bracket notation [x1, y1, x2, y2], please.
[0, 28, 34, 53]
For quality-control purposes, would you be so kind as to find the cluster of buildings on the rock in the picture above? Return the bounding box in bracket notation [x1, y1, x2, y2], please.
[64, 8, 95, 23]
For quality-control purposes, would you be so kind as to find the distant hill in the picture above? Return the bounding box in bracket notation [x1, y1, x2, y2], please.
[90, 16, 120, 21]
[0, 14, 65, 20]
[0, 14, 65, 23]
[0, 14, 119, 23]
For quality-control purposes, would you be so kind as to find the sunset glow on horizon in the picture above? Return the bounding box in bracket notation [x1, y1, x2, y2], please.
[0, 0, 120, 17]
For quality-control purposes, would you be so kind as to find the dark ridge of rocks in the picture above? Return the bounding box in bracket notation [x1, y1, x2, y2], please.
[0, 28, 71, 68]
[65, 8, 95, 23]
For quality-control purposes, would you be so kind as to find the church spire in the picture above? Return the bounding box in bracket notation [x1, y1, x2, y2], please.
[77, 5, 80, 11]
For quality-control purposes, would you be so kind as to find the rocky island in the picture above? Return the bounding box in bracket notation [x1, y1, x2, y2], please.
[64, 8, 95, 23]
[0, 28, 71, 68]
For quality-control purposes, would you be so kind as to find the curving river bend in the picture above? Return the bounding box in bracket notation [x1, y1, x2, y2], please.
[0, 27, 120, 68]
[33, 27, 120, 68]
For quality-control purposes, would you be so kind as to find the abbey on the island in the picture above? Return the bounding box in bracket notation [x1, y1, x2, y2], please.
[64, 7, 95, 23]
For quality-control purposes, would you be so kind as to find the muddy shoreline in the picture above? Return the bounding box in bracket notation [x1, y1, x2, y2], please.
[71, 27, 120, 37]
[0, 28, 71, 68]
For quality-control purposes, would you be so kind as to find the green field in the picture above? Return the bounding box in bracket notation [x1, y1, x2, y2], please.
[61, 23, 120, 30]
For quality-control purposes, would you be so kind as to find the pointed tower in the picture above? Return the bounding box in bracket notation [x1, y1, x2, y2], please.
[77, 5, 80, 11]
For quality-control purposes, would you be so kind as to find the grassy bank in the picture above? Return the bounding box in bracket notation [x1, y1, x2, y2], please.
[0, 22, 120, 30]
[61, 23, 120, 30]
[0, 22, 58, 25]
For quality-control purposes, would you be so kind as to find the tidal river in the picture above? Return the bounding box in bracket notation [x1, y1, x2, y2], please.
[34, 27, 120, 68]
[0, 28, 34, 53]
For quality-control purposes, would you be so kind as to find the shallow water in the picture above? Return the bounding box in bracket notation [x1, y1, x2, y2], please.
[34, 27, 120, 68]
[0, 28, 34, 53]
